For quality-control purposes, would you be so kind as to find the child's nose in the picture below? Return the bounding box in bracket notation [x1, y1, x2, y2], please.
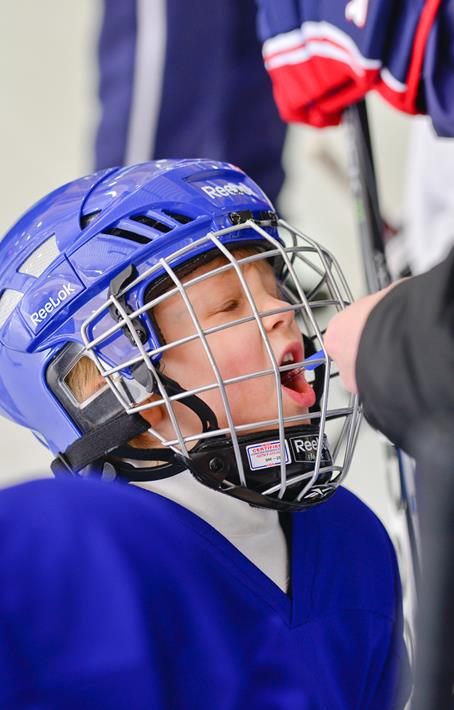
[261, 295, 295, 332]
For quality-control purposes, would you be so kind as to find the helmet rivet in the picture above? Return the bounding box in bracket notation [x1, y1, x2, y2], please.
[209, 457, 224, 473]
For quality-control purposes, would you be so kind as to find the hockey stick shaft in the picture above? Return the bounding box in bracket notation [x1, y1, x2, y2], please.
[343, 100, 421, 580]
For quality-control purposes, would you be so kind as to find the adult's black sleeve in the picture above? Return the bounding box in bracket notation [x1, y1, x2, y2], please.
[356, 247, 454, 456]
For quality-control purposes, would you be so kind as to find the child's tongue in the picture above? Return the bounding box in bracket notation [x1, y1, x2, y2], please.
[282, 369, 316, 408]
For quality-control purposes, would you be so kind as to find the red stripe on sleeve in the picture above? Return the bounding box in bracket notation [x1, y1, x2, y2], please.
[377, 0, 441, 114]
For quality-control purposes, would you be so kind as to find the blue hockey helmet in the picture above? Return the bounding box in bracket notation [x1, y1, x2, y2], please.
[0, 159, 360, 511]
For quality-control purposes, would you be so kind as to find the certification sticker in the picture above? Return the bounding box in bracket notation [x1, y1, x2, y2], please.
[246, 439, 291, 471]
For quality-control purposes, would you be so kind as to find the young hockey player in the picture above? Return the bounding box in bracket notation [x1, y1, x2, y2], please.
[0, 159, 410, 708]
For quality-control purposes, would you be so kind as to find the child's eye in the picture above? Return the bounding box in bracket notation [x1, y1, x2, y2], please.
[205, 297, 244, 319]
[219, 299, 240, 313]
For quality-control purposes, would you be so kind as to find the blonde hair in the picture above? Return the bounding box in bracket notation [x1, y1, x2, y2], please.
[65, 356, 105, 404]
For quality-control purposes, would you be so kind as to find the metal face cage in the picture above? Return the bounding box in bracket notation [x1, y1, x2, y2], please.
[76, 218, 361, 509]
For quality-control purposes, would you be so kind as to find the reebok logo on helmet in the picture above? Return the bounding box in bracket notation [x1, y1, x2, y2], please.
[200, 182, 258, 200]
[30, 283, 76, 326]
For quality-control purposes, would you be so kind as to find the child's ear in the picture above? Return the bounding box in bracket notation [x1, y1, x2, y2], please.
[128, 396, 166, 448]
[139, 397, 165, 429]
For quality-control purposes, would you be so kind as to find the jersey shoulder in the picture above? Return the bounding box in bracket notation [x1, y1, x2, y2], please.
[0, 476, 249, 580]
[0, 477, 200, 580]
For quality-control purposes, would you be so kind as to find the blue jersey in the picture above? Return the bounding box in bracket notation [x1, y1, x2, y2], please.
[95, 0, 286, 203]
[0, 478, 410, 709]
[257, 0, 454, 137]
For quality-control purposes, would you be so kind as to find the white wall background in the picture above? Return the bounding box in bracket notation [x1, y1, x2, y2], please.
[0, 2, 414, 537]
[0, 1, 101, 486]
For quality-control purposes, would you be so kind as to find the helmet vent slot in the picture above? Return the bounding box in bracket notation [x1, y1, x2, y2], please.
[18, 234, 59, 278]
[80, 210, 101, 229]
[130, 215, 172, 233]
[103, 227, 152, 245]
[0, 289, 23, 327]
[161, 210, 193, 225]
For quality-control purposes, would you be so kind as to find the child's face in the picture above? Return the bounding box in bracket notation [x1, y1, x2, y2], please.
[143, 253, 316, 444]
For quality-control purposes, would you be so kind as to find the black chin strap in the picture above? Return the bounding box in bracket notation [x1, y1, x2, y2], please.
[51, 411, 189, 482]
[156, 371, 218, 434]
[51, 410, 151, 477]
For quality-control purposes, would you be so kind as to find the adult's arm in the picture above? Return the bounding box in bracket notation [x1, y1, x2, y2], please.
[325, 247, 454, 455]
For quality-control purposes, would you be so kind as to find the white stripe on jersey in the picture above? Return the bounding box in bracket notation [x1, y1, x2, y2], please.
[125, 0, 167, 164]
[265, 41, 367, 75]
[263, 21, 381, 73]
[380, 67, 407, 93]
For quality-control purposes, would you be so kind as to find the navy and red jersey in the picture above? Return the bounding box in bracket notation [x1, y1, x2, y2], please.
[257, 0, 454, 137]
[0, 477, 410, 708]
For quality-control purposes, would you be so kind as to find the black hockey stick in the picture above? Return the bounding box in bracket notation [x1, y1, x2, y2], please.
[342, 100, 420, 609]
[343, 100, 391, 292]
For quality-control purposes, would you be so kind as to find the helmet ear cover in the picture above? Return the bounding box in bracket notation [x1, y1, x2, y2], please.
[46, 342, 126, 433]
[47, 342, 218, 481]
[45, 342, 161, 479]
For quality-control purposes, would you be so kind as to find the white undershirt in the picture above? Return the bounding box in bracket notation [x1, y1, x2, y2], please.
[134, 470, 289, 593]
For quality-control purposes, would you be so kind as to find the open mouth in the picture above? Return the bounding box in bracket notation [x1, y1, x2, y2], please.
[279, 345, 316, 408]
